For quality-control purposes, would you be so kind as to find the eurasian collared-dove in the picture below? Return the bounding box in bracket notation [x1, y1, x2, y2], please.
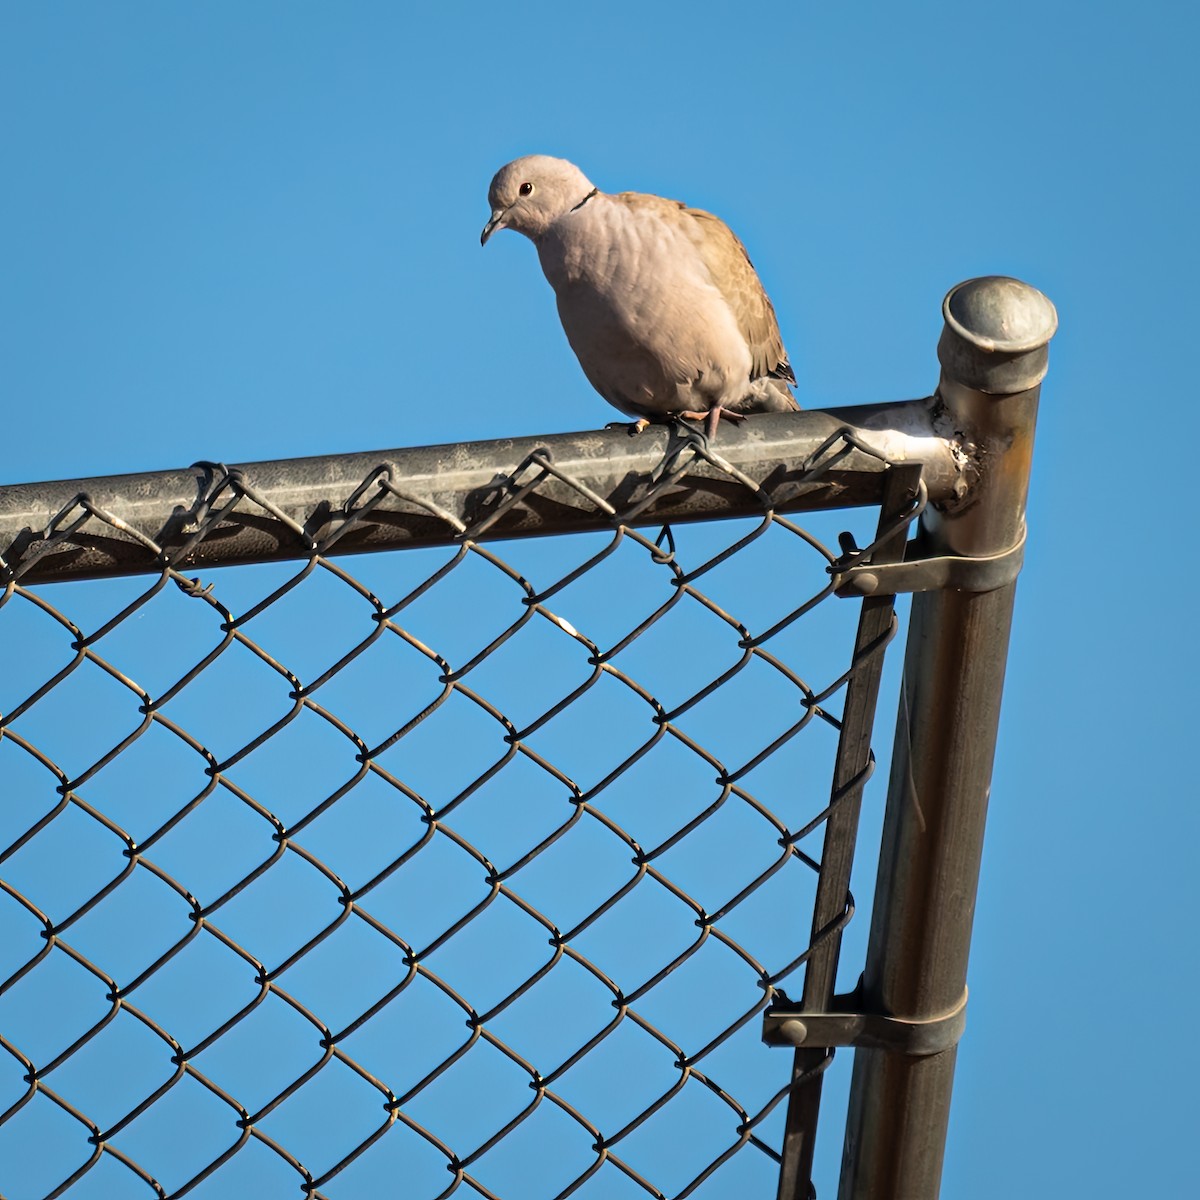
[481, 155, 798, 439]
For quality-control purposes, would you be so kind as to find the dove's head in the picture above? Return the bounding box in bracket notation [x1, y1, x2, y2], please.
[481, 155, 596, 245]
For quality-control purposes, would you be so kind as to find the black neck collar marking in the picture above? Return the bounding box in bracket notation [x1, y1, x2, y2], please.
[571, 187, 599, 212]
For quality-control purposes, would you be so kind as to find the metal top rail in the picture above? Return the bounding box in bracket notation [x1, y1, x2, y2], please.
[0, 401, 964, 586]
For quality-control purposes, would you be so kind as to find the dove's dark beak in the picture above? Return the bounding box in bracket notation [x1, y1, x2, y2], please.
[480, 208, 508, 246]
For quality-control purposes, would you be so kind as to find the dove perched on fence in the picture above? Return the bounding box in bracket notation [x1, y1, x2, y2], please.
[481, 155, 798, 440]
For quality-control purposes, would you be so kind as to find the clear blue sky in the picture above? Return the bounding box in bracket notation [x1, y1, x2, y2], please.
[1, 2, 1196, 1198]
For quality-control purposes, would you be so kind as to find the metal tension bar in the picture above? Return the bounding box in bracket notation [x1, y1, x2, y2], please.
[762, 988, 968, 1057]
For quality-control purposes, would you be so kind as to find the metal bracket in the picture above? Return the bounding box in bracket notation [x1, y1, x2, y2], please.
[832, 523, 1026, 598]
[762, 987, 968, 1056]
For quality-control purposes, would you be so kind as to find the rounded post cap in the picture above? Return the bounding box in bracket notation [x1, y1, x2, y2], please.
[938, 276, 1058, 394]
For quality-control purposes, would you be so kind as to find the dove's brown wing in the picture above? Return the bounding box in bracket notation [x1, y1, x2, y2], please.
[685, 206, 795, 385]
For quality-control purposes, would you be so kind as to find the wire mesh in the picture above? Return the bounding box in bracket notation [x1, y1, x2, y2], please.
[0, 432, 922, 1200]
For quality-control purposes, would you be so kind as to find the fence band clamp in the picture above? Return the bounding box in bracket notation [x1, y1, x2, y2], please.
[761, 987, 968, 1056]
[832, 524, 1026, 598]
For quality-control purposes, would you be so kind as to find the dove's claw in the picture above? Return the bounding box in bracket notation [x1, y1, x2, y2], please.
[605, 418, 652, 435]
[673, 406, 746, 442]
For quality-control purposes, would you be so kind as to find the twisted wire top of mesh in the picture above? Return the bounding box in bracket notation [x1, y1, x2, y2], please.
[0, 433, 917, 1200]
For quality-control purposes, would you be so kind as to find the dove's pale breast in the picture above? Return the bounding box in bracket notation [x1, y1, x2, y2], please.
[535, 194, 753, 418]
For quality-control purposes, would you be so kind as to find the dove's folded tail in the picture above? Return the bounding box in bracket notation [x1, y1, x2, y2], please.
[736, 376, 800, 414]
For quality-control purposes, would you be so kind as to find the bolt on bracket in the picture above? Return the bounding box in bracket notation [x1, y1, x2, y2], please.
[762, 987, 968, 1057]
[832, 523, 1026, 598]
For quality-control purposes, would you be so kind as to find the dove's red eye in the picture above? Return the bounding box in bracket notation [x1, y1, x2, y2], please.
[519, 182, 534, 196]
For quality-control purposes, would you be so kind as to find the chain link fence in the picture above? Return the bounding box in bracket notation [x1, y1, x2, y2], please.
[0, 417, 936, 1200]
[0, 277, 1054, 1200]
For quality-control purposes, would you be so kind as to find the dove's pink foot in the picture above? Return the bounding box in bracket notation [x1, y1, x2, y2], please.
[677, 406, 746, 440]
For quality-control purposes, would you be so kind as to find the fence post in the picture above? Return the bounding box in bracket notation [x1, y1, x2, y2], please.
[838, 277, 1057, 1199]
